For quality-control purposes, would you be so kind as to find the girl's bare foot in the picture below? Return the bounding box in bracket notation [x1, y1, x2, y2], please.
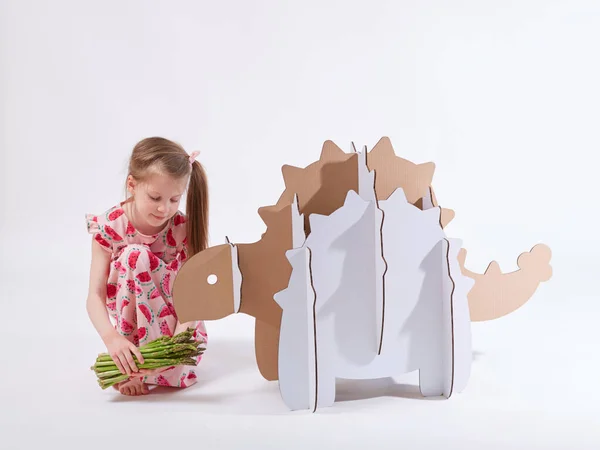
[115, 377, 149, 396]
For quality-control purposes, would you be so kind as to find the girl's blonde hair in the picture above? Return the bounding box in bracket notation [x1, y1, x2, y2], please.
[126, 137, 209, 257]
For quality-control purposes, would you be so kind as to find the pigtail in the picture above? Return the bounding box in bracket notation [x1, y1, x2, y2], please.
[186, 160, 209, 258]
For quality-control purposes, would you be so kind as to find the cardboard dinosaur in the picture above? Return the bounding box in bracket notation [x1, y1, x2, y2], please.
[171, 137, 553, 387]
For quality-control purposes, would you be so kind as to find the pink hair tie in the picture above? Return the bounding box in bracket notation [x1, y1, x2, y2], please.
[188, 151, 200, 166]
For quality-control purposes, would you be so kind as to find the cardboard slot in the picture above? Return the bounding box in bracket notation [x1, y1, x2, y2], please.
[356, 147, 387, 355]
[230, 241, 242, 313]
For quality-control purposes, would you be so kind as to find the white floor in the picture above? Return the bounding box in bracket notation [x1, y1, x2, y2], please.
[2, 260, 599, 449]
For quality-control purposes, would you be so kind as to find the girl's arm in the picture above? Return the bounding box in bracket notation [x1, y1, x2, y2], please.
[86, 238, 144, 375]
[86, 238, 116, 341]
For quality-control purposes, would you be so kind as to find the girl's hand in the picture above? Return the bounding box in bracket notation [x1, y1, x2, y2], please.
[103, 332, 144, 375]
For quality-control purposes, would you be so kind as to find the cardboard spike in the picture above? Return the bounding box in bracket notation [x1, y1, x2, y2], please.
[305, 189, 366, 238]
[366, 137, 435, 203]
[281, 164, 305, 187]
[273, 145, 358, 234]
[457, 243, 552, 322]
[344, 188, 369, 209]
[440, 209, 455, 228]
[258, 205, 278, 227]
[418, 186, 455, 228]
[386, 186, 409, 204]
[486, 261, 502, 275]
[320, 139, 346, 159]
[369, 136, 396, 156]
[419, 162, 436, 183]
[422, 205, 443, 224]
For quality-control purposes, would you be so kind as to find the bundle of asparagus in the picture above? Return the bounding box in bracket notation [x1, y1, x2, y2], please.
[91, 328, 206, 389]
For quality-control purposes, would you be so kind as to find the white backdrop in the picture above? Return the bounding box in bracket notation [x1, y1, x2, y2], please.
[1, 0, 599, 448]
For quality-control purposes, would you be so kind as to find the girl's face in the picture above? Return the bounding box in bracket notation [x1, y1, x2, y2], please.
[127, 172, 188, 231]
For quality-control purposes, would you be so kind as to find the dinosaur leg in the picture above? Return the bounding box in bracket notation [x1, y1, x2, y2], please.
[254, 319, 281, 381]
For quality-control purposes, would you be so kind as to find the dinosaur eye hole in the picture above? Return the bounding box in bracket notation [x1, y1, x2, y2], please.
[207, 274, 218, 285]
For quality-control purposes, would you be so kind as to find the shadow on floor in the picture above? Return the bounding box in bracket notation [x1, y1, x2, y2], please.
[334, 377, 444, 403]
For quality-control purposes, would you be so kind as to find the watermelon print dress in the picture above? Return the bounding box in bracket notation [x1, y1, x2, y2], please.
[86, 203, 207, 388]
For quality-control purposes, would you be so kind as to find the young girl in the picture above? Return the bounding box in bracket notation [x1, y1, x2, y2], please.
[85, 137, 209, 396]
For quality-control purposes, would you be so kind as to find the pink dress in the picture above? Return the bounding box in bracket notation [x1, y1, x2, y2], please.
[86, 202, 207, 388]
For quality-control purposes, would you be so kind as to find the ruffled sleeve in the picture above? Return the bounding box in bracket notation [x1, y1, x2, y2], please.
[86, 213, 100, 234]
[165, 211, 189, 270]
[85, 205, 128, 254]
[178, 237, 189, 263]
[175, 211, 189, 262]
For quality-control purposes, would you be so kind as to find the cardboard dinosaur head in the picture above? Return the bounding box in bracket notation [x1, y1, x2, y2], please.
[172, 242, 241, 322]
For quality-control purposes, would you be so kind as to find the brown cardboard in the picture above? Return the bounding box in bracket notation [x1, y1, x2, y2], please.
[171, 243, 237, 322]
[235, 202, 298, 381]
[253, 318, 282, 381]
[457, 244, 553, 321]
[427, 187, 455, 228]
[267, 140, 359, 234]
[365, 136, 436, 203]
[365, 137, 455, 227]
